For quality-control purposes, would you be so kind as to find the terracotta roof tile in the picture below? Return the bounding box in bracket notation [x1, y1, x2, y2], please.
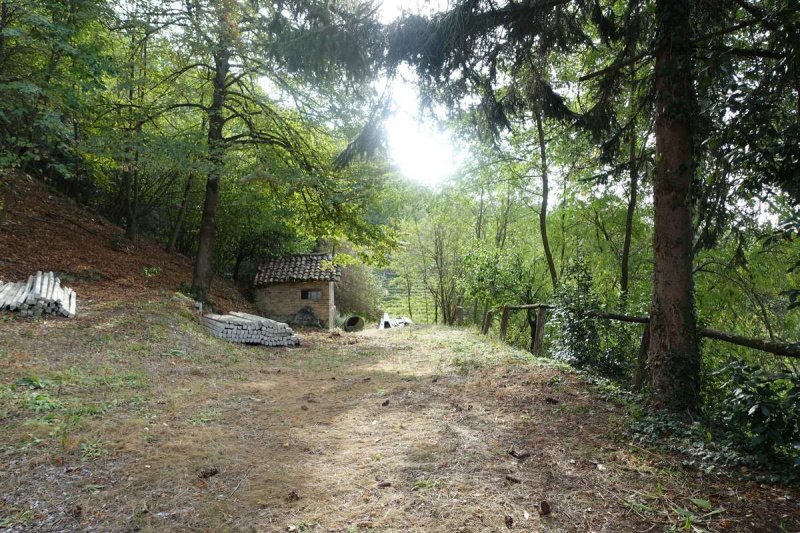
[254, 253, 341, 285]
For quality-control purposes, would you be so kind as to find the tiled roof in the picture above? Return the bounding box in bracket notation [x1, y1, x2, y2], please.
[254, 253, 341, 285]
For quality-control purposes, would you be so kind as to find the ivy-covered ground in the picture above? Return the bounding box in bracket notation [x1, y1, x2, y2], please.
[1, 295, 798, 532]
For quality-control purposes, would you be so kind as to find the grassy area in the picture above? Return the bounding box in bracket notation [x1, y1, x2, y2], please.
[1, 296, 798, 531]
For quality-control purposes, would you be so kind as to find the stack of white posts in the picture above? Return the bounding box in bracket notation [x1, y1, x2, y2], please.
[203, 311, 300, 347]
[377, 312, 413, 329]
[0, 271, 77, 318]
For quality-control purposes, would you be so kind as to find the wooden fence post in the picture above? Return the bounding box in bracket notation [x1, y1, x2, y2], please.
[532, 305, 547, 355]
[481, 310, 493, 335]
[499, 306, 510, 342]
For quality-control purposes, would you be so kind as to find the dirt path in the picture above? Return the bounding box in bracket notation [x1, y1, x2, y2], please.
[1, 298, 798, 531]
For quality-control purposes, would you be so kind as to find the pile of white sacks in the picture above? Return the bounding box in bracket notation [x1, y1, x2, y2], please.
[0, 271, 77, 318]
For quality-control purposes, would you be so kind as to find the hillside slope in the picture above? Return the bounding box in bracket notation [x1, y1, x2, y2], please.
[0, 170, 249, 312]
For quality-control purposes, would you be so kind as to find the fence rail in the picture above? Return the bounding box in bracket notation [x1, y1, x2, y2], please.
[485, 305, 800, 360]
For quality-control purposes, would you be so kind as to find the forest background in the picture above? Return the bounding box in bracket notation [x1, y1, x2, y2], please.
[0, 0, 798, 478]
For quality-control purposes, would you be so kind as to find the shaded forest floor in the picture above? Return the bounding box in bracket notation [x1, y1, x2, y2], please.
[0, 170, 250, 312]
[1, 297, 798, 532]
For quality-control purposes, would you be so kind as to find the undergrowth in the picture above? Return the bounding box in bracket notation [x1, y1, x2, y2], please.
[583, 373, 799, 484]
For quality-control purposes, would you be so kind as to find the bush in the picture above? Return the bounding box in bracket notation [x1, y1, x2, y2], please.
[714, 361, 800, 472]
[550, 256, 633, 380]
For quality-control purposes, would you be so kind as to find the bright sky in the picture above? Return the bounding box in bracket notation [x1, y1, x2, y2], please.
[380, 1, 466, 187]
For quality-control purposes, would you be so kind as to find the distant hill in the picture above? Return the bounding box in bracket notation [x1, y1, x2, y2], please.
[0, 170, 250, 312]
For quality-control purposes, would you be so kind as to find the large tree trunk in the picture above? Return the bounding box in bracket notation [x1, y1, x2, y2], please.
[535, 111, 558, 290]
[191, 48, 230, 302]
[647, 0, 700, 413]
[620, 121, 638, 302]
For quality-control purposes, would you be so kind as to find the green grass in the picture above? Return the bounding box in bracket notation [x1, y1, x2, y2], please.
[188, 407, 222, 426]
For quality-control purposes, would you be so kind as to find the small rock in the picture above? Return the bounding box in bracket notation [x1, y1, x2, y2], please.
[539, 501, 551, 516]
[508, 449, 531, 461]
[198, 467, 219, 479]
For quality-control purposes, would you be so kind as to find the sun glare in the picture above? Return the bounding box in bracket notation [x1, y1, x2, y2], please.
[385, 81, 463, 187]
[380, 1, 464, 186]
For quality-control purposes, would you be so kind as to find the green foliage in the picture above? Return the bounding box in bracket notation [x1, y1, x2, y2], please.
[15, 376, 49, 390]
[25, 391, 61, 414]
[142, 266, 161, 278]
[0, 0, 397, 287]
[713, 361, 800, 471]
[629, 409, 800, 483]
[80, 438, 105, 461]
[551, 256, 632, 379]
[334, 262, 384, 320]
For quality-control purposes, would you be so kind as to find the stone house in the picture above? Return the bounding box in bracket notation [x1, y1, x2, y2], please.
[253, 253, 341, 329]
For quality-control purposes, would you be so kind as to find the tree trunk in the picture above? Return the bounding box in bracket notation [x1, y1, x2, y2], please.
[124, 28, 145, 242]
[647, 0, 700, 413]
[405, 275, 413, 319]
[535, 111, 558, 290]
[233, 253, 244, 282]
[632, 324, 650, 392]
[125, 209, 138, 240]
[526, 307, 537, 353]
[0, 2, 8, 67]
[124, 155, 140, 241]
[476, 186, 484, 240]
[167, 173, 193, 253]
[191, 47, 230, 302]
[620, 120, 639, 302]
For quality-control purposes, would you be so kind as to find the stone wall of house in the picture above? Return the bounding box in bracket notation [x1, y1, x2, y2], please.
[254, 281, 331, 327]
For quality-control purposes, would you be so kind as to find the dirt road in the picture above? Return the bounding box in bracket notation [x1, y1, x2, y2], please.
[1, 298, 797, 531]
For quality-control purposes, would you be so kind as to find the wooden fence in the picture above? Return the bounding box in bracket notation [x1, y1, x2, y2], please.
[483, 304, 800, 360]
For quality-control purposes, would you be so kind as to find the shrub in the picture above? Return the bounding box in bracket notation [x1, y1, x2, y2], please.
[715, 361, 799, 472]
[550, 256, 633, 380]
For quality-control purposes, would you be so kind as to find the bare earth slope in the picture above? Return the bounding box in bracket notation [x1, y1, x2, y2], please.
[0, 170, 249, 311]
[1, 295, 798, 531]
